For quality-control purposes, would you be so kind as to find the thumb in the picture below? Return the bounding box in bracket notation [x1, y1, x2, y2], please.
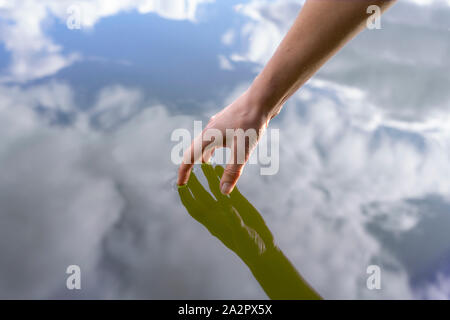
[220, 162, 244, 195]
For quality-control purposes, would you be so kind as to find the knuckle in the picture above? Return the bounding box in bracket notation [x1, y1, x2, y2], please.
[224, 166, 243, 177]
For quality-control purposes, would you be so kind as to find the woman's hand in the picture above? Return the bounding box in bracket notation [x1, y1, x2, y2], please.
[178, 163, 322, 300]
[177, 0, 396, 195]
[178, 163, 275, 259]
[177, 90, 272, 195]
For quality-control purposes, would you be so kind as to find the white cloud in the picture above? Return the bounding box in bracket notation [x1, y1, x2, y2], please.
[0, 0, 449, 299]
[0, 82, 266, 299]
[225, 0, 450, 121]
[88, 85, 144, 130]
[221, 29, 235, 46]
[231, 0, 301, 68]
[1, 77, 450, 298]
[217, 54, 234, 70]
[0, 0, 213, 83]
[232, 78, 450, 299]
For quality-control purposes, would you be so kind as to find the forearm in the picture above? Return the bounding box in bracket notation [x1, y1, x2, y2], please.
[243, 247, 321, 300]
[248, 0, 396, 119]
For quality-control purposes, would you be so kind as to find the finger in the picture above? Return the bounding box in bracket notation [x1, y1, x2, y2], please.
[178, 184, 205, 221]
[224, 206, 244, 230]
[216, 164, 253, 219]
[202, 145, 215, 164]
[177, 132, 213, 186]
[178, 184, 196, 210]
[187, 170, 216, 207]
[201, 163, 225, 201]
[215, 165, 273, 245]
[219, 136, 249, 195]
[214, 164, 224, 178]
[202, 126, 223, 163]
[229, 187, 274, 247]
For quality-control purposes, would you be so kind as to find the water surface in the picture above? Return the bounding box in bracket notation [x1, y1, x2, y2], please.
[0, 0, 450, 299]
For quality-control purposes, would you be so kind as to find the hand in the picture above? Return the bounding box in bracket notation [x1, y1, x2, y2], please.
[178, 163, 322, 300]
[177, 0, 396, 194]
[177, 90, 271, 195]
[178, 163, 275, 261]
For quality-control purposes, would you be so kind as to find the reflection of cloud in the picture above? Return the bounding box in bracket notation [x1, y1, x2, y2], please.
[0, 0, 80, 83]
[231, 0, 302, 67]
[0, 0, 213, 83]
[45, 0, 214, 27]
[217, 1, 450, 298]
[418, 273, 450, 300]
[225, 0, 450, 122]
[1, 78, 450, 299]
[89, 85, 144, 130]
[0, 132, 123, 298]
[1, 0, 450, 299]
[235, 78, 450, 299]
[0, 81, 123, 298]
[217, 54, 234, 70]
[0, 82, 264, 299]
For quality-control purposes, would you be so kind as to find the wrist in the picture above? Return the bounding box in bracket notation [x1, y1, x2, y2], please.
[247, 75, 283, 121]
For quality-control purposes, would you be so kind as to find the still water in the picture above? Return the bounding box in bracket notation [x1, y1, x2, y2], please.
[179, 163, 321, 300]
[0, 0, 450, 299]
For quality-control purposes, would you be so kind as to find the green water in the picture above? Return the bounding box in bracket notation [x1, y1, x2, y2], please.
[178, 163, 322, 300]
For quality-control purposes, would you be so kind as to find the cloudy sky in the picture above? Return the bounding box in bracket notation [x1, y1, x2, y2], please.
[0, 0, 449, 299]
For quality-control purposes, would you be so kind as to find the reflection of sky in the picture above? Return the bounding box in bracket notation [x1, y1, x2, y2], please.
[46, 0, 258, 111]
[0, 0, 450, 299]
[0, 44, 10, 72]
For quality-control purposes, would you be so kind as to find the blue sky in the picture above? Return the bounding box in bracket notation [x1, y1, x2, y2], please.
[0, 0, 449, 299]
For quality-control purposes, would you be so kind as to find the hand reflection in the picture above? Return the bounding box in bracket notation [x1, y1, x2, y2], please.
[178, 163, 322, 300]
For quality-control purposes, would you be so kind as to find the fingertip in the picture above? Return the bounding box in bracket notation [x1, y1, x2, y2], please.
[220, 182, 234, 195]
[177, 177, 188, 186]
[201, 161, 212, 169]
[177, 163, 193, 186]
[177, 183, 189, 200]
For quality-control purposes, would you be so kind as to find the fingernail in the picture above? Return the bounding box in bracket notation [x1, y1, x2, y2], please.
[221, 183, 232, 195]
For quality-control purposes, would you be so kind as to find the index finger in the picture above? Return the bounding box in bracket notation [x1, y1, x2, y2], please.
[177, 132, 212, 186]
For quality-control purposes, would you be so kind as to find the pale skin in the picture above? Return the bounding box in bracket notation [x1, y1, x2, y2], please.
[178, 0, 396, 194]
